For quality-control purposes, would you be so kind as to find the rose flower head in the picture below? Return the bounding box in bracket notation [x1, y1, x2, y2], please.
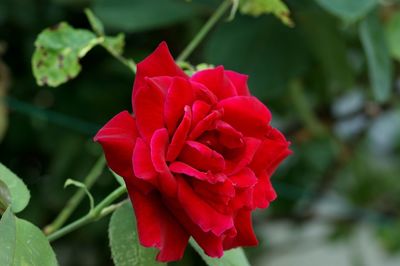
[94, 42, 291, 262]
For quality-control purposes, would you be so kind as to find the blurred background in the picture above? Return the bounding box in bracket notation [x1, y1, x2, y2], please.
[1, 0, 400, 265]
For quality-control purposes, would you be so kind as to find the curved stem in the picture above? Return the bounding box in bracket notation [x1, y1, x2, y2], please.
[44, 156, 106, 235]
[176, 0, 231, 62]
[47, 186, 127, 242]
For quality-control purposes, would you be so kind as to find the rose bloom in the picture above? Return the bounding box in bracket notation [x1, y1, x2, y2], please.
[95, 42, 291, 262]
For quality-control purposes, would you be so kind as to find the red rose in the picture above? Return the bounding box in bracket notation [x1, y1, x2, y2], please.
[94, 42, 291, 262]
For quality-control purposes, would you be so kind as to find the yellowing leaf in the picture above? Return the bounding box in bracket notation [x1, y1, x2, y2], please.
[32, 22, 100, 87]
[239, 0, 293, 27]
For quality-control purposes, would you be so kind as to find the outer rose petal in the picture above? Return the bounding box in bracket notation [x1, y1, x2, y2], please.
[129, 190, 189, 262]
[191, 66, 237, 99]
[133, 81, 165, 141]
[224, 70, 251, 96]
[218, 96, 271, 137]
[252, 171, 277, 209]
[94, 111, 137, 179]
[223, 209, 258, 250]
[132, 42, 187, 102]
[165, 198, 225, 258]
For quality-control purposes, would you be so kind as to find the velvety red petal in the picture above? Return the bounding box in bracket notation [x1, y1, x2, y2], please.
[133, 82, 165, 142]
[191, 66, 237, 100]
[169, 161, 225, 183]
[177, 178, 234, 236]
[191, 100, 211, 127]
[179, 141, 225, 172]
[224, 70, 251, 96]
[189, 110, 222, 140]
[229, 187, 254, 210]
[216, 120, 244, 149]
[94, 111, 137, 179]
[252, 171, 277, 209]
[225, 137, 261, 175]
[164, 77, 194, 134]
[132, 138, 157, 185]
[223, 209, 258, 250]
[132, 42, 187, 102]
[229, 167, 257, 188]
[129, 191, 189, 262]
[145, 76, 173, 95]
[150, 128, 177, 197]
[250, 130, 291, 175]
[191, 81, 218, 105]
[164, 198, 225, 258]
[191, 179, 235, 208]
[166, 106, 192, 162]
[218, 96, 271, 137]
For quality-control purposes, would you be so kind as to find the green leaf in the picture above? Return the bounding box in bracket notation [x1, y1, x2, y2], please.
[385, 11, 400, 62]
[239, 0, 293, 26]
[32, 22, 100, 87]
[109, 202, 164, 266]
[190, 238, 250, 266]
[0, 163, 30, 213]
[84, 8, 105, 36]
[315, 0, 377, 22]
[102, 33, 125, 56]
[0, 208, 58, 266]
[359, 11, 393, 102]
[93, 0, 201, 33]
[0, 179, 11, 213]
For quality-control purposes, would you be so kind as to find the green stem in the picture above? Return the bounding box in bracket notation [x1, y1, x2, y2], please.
[44, 156, 106, 235]
[47, 186, 127, 242]
[176, 0, 231, 62]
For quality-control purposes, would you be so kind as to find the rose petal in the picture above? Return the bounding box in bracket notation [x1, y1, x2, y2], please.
[179, 140, 225, 172]
[224, 70, 251, 96]
[191, 100, 211, 127]
[132, 138, 157, 185]
[218, 96, 271, 137]
[94, 111, 137, 179]
[166, 106, 192, 162]
[177, 178, 234, 236]
[250, 137, 292, 175]
[188, 110, 222, 140]
[191, 81, 218, 105]
[191, 66, 237, 100]
[165, 78, 194, 134]
[169, 161, 225, 183]
[133, 83, 165, 142]
[150, 128, 177, 196]
[129, 191, 189, 262]
[216, 120, 244, 149]
[192, 179, 235, 210]
[132, 42, 187, 102]
[229, 167, 257, 188]
[225, 137, 261, 175]
[223, 209, 258, 250]
[252, 171, 277, 209]
[146, 76, 173, 95]
[164, 198, 225, 258]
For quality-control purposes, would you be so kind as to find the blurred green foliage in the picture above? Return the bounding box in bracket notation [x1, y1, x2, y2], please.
[1, 0, 400, 265]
